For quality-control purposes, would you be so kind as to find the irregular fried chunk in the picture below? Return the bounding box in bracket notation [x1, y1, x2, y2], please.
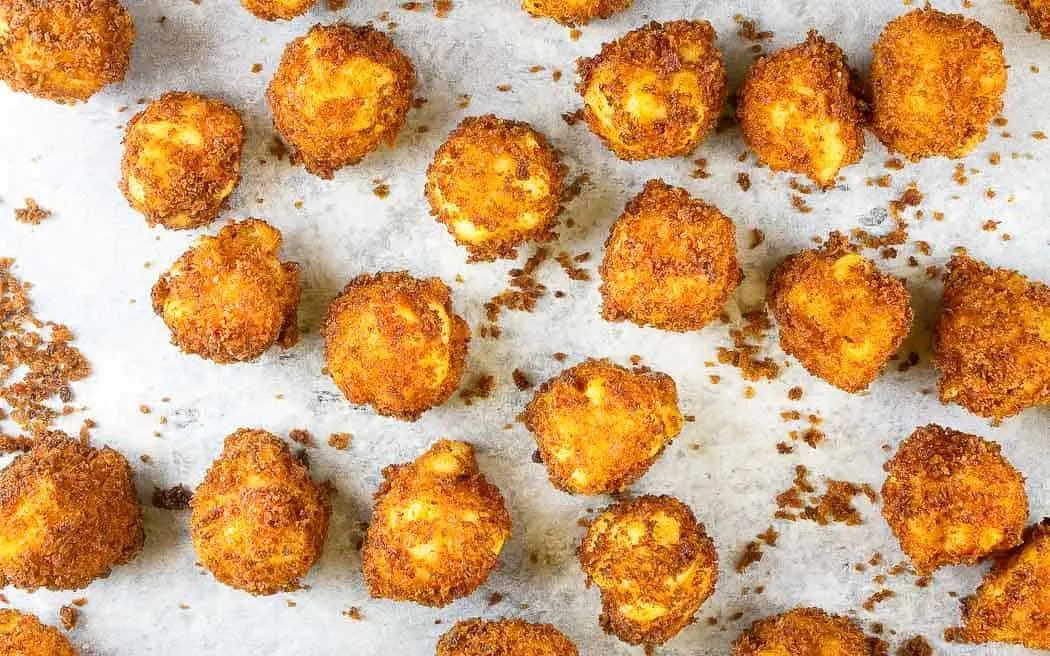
[436, 618, 579, 656]
[521, 0, 631, 26]
[241, 0, 314, 21]
[0, 609, 77, 655]
[1015, 0, 1050, 38]
[733, 607, 884, 656]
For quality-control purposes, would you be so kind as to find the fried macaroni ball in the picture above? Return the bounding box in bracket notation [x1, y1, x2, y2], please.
[521, 0, 631, 26]
[579, 496, 718, 645]
[426, 115, 566, 262]
[768, 233, 913, 392]
[241, 0, 314, 21]
[267, 23, 415, 178]
[599, 179, 741, 331]
[0, 0, 133, 104]
[577, 21, 726, 160]
[870, 8, 1007, 161]
[1016, 0, 1050, 38]
[120, 92, 245, 230]
[732, 607, 883, 656]
[737, 31, 864, 187]
[0, 609, 77, 656]
[436, 618, 579, 656]
[361, 440, 511, 607]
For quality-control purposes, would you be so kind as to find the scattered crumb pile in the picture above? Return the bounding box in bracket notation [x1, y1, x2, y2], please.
[897, 637, 933, 656]
[852, 185, 924, 250]
[460, 373, 495, 405]
[13, 198, 52, 225]
[328, 432, 352, 450]
[717, 309, 781, 382]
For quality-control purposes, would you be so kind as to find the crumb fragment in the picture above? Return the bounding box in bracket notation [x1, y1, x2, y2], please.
[59, 605, 78, 630]
[328, 432, 352, 450]
[512, 369, 532, 391]
[343, 607, 363, 620]
[459, 373, 495, 405]
[289, 428, 314, 447]
[152, 484, 193, 510]
[13, 198, 52, 225]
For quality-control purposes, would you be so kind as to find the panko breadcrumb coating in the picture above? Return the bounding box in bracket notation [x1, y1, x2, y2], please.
[267, 23, 415, 178]
[870, 8, 1007, 161]
[241, 0, 314, 21]
[599, 179, 741, 331]
[151, 219, 301, 364]
[521, 0, 631, 26]
[0, 609, 77, 656]
[190, 429, 331, 595]
[579, 496, 717, 645]
[1016, 0, 1050, 38]
[0, 0, 134, 104]
[732, 607, 884, 656]
[577, 20, 726, 160]
[933, 255, 1050, 420]
[881, 425, 1027, 575]
[768, 233, 913, 392]
[426, 114, 566, 262]
[120, 92, 245, 230]
[436, 618, 579, 656]
[361, 440, 511, 607]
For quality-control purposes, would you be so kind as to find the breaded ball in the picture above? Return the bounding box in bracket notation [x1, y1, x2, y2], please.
[768, 233, 913, 392]
[436, 618, 579, 656]
[361, 440, 511, 607]
[120, 92, 245, 230]
[0, 609, 77, 656]
[190, 428, 331, 595]
[0, 0, 134, 104]
[579, 495, 717, 645]
[870, 8, 1007, 161]
[732, 607, 884, 656]
[1016, 0, 1050, 38]
[881, 424, 1027, 575]
[0, 435, 143, 591]
[267, 23, 415, 178]
[241, 0, 314, 21]
[521, 0, 630, 26]
[599, 179, 741, 331]
[933, 255, 1050, 420]
[426, 114, 566, 262]
[322, 272, 469, 421]
[576, 20, 726, 160]
[737, 31, 864, 187]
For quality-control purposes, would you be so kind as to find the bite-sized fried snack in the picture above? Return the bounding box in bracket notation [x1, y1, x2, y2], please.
[576, 20, 726, 160]
[1016, 0, 1050, 38]
[768, 233, 913, 392]
[0, 609, 77, 656]
[737, 31, 864, 187]
[362, 440, 511, 607]
[521, 0, 631, 26]
[436, 618, 579, 656]
[870, 8, 1007, 161]
[0, 435, 143, 591]
[120, 92, 244, 230]
[933, 255, 1050, 420]
[732, 607, 884, 656]
[241, 0, 314, 21]
[0, 0, 134, 104]
[599, 179, 741, 331]
[267, 23, 415, 178]
[151, 219, 301, 364]
[190, 428, 331, 595]
[426, 114, 566, 262]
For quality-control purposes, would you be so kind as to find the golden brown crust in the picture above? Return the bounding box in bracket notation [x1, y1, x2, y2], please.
[521, 0, 631, 26]
[241, 0, 314, 21]
[436, 618, 579, 656]
[732, 607, 884, 656]
[0, 609, 77, 656]
[1015, 0, 1050, 38]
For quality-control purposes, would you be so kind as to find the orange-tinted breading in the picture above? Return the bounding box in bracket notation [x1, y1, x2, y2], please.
[881, 424, 1028, 575]
[933, 255, 1050, 420]
[576, 20, 726, 160]
[436, 618, 579, 656]
[0, 609, 77, 656]
[737, 31, 864, 187]
[1016, 0, 1050, 38]
[361, 440, 511, 607]
[151, 219, 301, 364]
[579, 496, 717, 645]
[870, 8, 1007, 161]
[0, 436, 143, 591]
[0, 0, 134, 104]
[241, 0, 314, 21]
[426, 114, 566, 262]
[732, 607, 884, 656]
[267, 23, 415, 178]
[521, 0, 631, 26]
[599, 179, 741, 331]
[321, 271, 469, 421]
[190, 428, 331, 595]
[767, 233, 913, 392]
[120, 92, 245, 230]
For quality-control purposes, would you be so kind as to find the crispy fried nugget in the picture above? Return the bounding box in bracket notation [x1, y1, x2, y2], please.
[0, 609, 77, 656]
[599, 179, 741, 331]
[933, 255, 1050, 420]
[267, 23, 415, 178]
[577, 21, 726, 160]
[521, 0, 631, 26]
[732, 607, 884, 656]
[436, 618, 579, 656]
[151, 219, 301, 364]
[1016, 0, 1050, 38]
[241, 0, 314, 21]
[871, 8, 1007, 161]
[362, 440, 511, 607]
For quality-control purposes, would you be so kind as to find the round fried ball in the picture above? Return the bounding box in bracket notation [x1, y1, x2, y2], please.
[0, 0, 134, 104]
[1016, 0, 1050, 38]
[579, 495, 718, 645]
[190, 428, 331, 595]
[361, 440, 511, 607]
[599, 179, 741, 331]
[732, 607, 883, 656]
[426, 114, 566, 262]
[0, 436, 143, 591]
[521, 0, 631, 26]
[120, 92, 245, 230]
[267, 23, 415, 178]
[576, 20, 726, 160]
[241, 0, 314, 21]
[0, 609, 77, 656]
[436, 618, 579, 656]
[871, 8, 1007, 161]
[737, 31, 864, 187]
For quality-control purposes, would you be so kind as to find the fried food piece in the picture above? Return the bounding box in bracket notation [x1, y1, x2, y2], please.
[426, 114, 565, 262]
[521, 0, 630, 26]
[151, 219, 301, 364]
[436, 618, 579, 656]
[241, 0, 314, 21]
[933, 255, 1050, 420]
[1016, 0, 1050, 38]
[732, 607, 884, 656]
[870, 8, 1007, 161]
[599, 179, 741, 331]
[0, 609, 77, 656]
[362, 440, 511, 607]
[576, 20, 726, 160]
[0, 0, 134, 104]
[267, 23, 415, 178]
